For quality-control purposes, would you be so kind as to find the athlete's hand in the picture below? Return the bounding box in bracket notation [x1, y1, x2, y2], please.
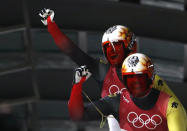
[39, 8, 54, 26]
[74, 65, 91, 84]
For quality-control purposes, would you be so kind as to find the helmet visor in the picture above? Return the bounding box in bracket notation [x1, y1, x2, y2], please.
[123, 74, 150, 97]
[102, 41, 125, 65]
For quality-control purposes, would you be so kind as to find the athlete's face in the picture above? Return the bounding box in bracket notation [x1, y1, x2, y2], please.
[104, 41, 125, 65]
[124, 74, 150, 97]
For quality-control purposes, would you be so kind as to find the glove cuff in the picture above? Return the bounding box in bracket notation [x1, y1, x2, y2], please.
[47, 17, 54, 25]
[73, 76, 86, 85]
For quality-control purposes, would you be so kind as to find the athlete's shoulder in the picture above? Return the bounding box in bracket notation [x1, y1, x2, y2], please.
[108, 93, 117, 98]
[99, 57, 108, 65]
[154, 75, 179, 99]
[102, 93, 120, 103]
[153, 75, 167, 88]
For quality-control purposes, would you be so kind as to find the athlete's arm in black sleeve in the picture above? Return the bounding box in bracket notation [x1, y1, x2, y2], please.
[83, 94, 120, 121]
[47, 20, 109, 84]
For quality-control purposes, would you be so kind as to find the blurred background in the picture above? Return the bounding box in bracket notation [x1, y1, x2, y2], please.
[0, 0, 187, 130]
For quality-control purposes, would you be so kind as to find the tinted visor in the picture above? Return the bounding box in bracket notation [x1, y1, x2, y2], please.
[123, 74, 150, 97]
[103, 41, 127, 65]
[103, 41, 125, 51]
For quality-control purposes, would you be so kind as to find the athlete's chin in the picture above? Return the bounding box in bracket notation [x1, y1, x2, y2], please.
[110, 62, 118, 65]
[132, 92, 147, 98]
[130, 90, 144, 97]
[108, 58, 123, 66]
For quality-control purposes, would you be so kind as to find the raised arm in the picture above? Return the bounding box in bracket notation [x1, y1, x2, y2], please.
[39, 9, 109, 84]
[68, 65, 91, 121]
[68, 66, 117, 121]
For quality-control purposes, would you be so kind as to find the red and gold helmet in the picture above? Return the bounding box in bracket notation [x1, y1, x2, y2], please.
[102, 25, 137, 55]
[102, 25, 137, 65]
[122, 53, 155, 80]
[121, 53, 155, 97]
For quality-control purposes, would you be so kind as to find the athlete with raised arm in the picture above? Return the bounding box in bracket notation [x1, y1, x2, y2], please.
[68, 53, 187, 131]
[39, 9, 187, 131]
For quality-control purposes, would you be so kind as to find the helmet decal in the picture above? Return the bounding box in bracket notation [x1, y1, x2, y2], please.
[127, 56, 139, 67]
[106, 25, 117, 34]
[122, 53, 155, 80]
[118, 27, 129, 39]
[102, 25, 129, 43]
